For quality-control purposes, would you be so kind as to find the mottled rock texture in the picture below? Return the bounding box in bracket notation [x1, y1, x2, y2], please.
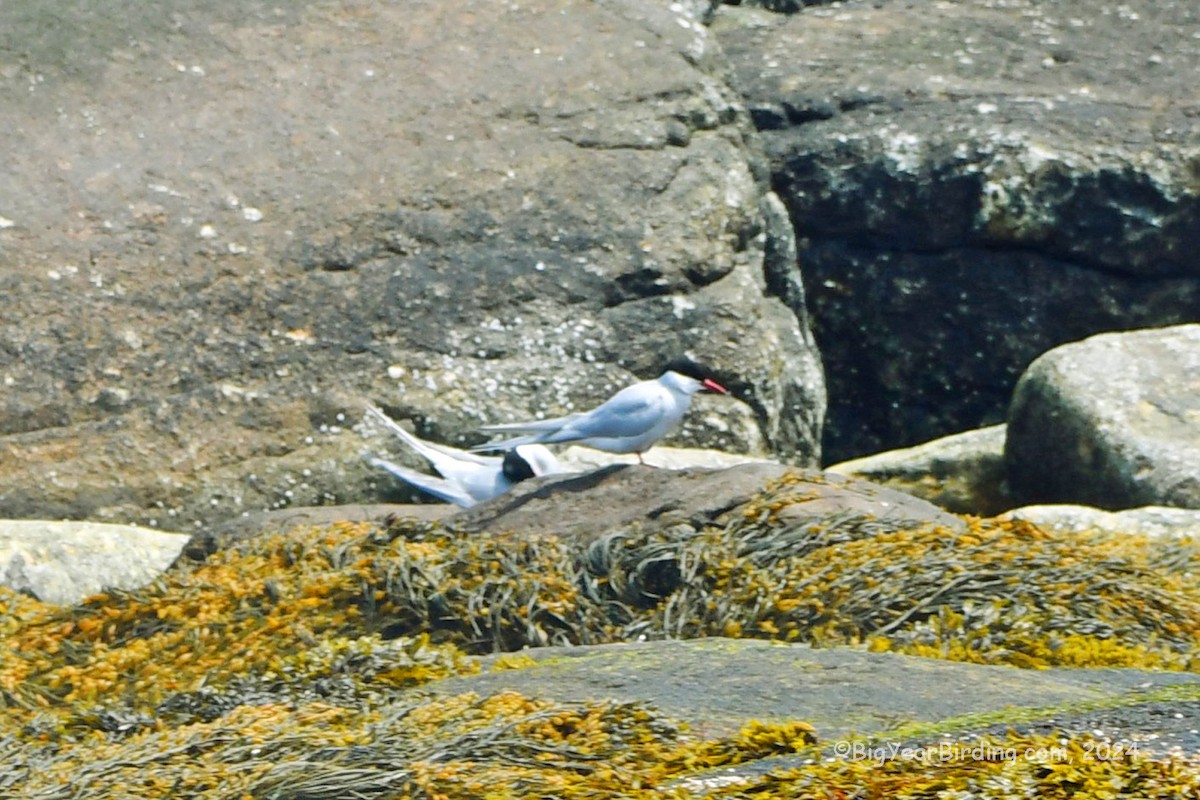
[451, 462, 964, 541]
[1002, 504, 1200, 538]
[827, 424, 1012, 516]
[0, 0, 823, 528]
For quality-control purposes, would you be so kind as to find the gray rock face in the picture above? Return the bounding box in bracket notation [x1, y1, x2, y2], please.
[1006, 325, 1200, 509]
[0, 0, 823, 528]
[0, 520, 190, 605]
[714, 0, 1200, 461]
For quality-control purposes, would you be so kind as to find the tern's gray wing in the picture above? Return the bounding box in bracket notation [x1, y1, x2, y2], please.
[479, 412, 586, 434]
[365, 455, 476, 508]
[469, 433, 542, 453]
[471, 413, 588, 452]
[545, 390, 665, 443]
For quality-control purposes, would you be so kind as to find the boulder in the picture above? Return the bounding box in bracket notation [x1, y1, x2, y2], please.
[450, 462, 965, 542]
[713, 0, 1200, 461]
[0, 520, 190, 605]
[0, 0, 824, 529]
[1001, 504, 1200, 538]
[827, 425, 1012, 516]
[1006, 325, 1200, 509]
[183, 453, 782, 561]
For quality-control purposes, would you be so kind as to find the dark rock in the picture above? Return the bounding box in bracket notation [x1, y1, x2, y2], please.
[723, 0, 818, 14]
[449, 462, 964, 542]
[0, 0, 824, 528]
[714, 0, 1200, 462]
[1005, 325, 1200, 510]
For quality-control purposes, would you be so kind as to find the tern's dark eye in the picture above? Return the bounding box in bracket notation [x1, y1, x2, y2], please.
[502, 449, 536, 482]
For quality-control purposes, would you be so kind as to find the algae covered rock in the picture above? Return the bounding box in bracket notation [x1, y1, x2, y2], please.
[436, 638, 1200, 741]
[4, 471, 1200, 798]
[827, 425, 1013, 516]
[181, 501, 456, 563]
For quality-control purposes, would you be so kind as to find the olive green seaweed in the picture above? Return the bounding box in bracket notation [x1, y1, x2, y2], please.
[2, 475, 1199, 797]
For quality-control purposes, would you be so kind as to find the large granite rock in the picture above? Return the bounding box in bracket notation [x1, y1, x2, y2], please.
[0, 520, 190, 605]
[1005, 325, 1200, 510]
[0, 0, 824, 529]
[185, 460, 961, 564]
[714, 0, 1200, 461]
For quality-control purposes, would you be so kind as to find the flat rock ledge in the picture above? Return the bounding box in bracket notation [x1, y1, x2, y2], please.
[434, 638, 1200, 757]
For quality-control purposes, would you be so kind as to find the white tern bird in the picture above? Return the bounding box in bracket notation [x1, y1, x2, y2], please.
[472, 360, 730, 463]
[363, 404, 563, 507]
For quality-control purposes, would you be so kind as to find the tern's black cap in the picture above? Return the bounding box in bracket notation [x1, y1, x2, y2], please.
[663, 356, 730, 394]
[663, 357, 710, 382]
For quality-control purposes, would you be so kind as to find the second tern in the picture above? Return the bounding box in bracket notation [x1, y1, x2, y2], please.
[364, 404, 562, 507]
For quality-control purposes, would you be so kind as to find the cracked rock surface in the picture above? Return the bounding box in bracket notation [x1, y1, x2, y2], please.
[0, 0, 824, 527]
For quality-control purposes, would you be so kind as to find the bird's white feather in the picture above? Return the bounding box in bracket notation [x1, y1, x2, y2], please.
[365, 455, 476, 508]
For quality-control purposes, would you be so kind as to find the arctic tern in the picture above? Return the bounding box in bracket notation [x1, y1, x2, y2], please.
[472, 360, 729, 463]
[363, 404, 563, 507]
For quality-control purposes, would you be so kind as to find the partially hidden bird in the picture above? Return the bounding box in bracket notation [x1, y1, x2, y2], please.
[471, 360, 729, 463]
[363, 404, 563, 508]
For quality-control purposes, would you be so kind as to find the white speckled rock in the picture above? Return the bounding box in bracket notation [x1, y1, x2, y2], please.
[0, 0, 823, 531]
[0, 521, 190, 606]
[1000, 505, 1200, 539]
